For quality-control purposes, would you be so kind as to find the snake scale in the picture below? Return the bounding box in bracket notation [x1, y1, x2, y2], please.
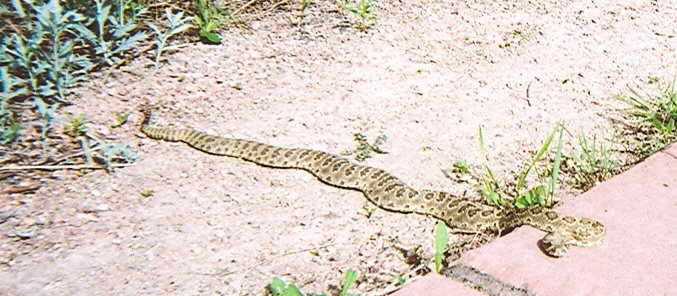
[141, 109, 605, 257]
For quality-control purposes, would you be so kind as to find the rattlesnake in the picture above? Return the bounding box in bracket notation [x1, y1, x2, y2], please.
[140, 109, 605, 257]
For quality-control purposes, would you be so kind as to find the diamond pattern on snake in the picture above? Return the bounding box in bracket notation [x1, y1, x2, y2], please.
[141, 108, 605, 257]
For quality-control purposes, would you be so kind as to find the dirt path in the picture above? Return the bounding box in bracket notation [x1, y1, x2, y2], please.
[2, 1, 675, 295]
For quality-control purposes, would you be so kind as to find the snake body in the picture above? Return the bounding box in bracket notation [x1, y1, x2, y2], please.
[141, 112, 605, 257]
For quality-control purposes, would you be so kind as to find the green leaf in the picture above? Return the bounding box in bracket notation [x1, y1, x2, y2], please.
[286, 284, 303, 296]
[478, 126, 486, 162]
[548, 123, 565, 199]
[530, 128, 556, 169]
[433, 220, 448, 273]
[269, 277, 286, 295]
[200, 30, 222, 43]
[340, 268, 359, 296]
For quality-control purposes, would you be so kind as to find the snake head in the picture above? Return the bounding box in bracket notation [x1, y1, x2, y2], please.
[541, 217, 606, 257]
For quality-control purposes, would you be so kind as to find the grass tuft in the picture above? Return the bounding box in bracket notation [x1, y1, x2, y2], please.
[562, 129, 620, 190]
[616, 76, 677, 156]
[340, 0, 376, 32]
[476, 123, 565, 209]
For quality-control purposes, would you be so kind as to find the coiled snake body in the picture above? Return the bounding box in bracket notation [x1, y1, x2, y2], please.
[141, 111, 605, 257]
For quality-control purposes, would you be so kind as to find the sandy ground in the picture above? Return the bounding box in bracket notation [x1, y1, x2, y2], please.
[1, 0, 675, 295]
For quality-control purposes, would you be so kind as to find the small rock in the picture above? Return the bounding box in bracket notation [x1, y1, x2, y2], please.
[0, 209, 18, 224]
[11, 225, 37, 239]
[91, 190, 101, 197]
[94, 204, 109, 212]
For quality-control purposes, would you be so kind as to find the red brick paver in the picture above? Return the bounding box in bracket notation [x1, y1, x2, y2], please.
[393, 273, 483, 296]
[458, 143, 677, 295]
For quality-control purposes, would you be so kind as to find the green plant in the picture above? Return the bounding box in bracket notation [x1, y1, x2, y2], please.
[149, 8, 192, 69]
[452, 159, 470, 175]
[341, 0, 376, 32]
[0, 106, 19, 145]
[0, 0, 156, 175]
[64, 113, 88, 138]
[83, 0, 148, 66]
[476, 124, 565, 209]
[616, 76, 677, 155]
[140, 188, 154, 197]
[476, 126, 508, 207]
[269, 277, 303, 296]
[444, 159, 472, 182]
[110, 112, 130, 128]
[1, 0, 94, 103]
[0, 67, 21, 144]
[564, 130, 620, 190]
[268, 268, 358, 296]
[361, 203, 377, 218]
[30, 97, 61, 154]
[97, 139, 138, 170]
[339, 268, 359, 296]
[0, 63, 24, 94]
[512, 123, 564, 209]
[192, 0, 222, 43]
[343, 132, 387, 161]
[287, 0, 310, 28]
[433, 220, 448, 273]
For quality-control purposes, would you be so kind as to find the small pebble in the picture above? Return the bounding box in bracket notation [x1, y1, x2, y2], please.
[94, 204, 109, 212]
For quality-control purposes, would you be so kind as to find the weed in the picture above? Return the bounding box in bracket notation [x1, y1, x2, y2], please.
[452, 159, 470, 175]
[443, 159, 472, 182]
[149, 8, 192, 69]
[110, 112, 130, 128]
[361, 203, 377, 218]
[1, 0, 94, 103]
[30, 98, 61, 154]
[616, 76, 677, 155]
[268, 268, 359, 296]
[140, 188, 154, 197]
[339, 268, 359, 296]
[563, 129, 620, 190]
[97, 140, 138, 170]
[433, 220, 448, 273]
[192, 0, 222, 44]
[269, 277, 303, 296]
[499, 23, 537, 50]
[0, 64, 28, 102]
[287, 0, 311, 28]
[476, 124, 565, 209]
[476, 126, 508, 207]
[0, 0, 166, 179]
[0, 68, 21, 144]
[85, 0, 149, 66]
[64, 113, 88, 138]
[513, 123, 564, 209]
[342, 133, 387, 162]
[341, 0, 376, 32]
[0, 109, 20, 145]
